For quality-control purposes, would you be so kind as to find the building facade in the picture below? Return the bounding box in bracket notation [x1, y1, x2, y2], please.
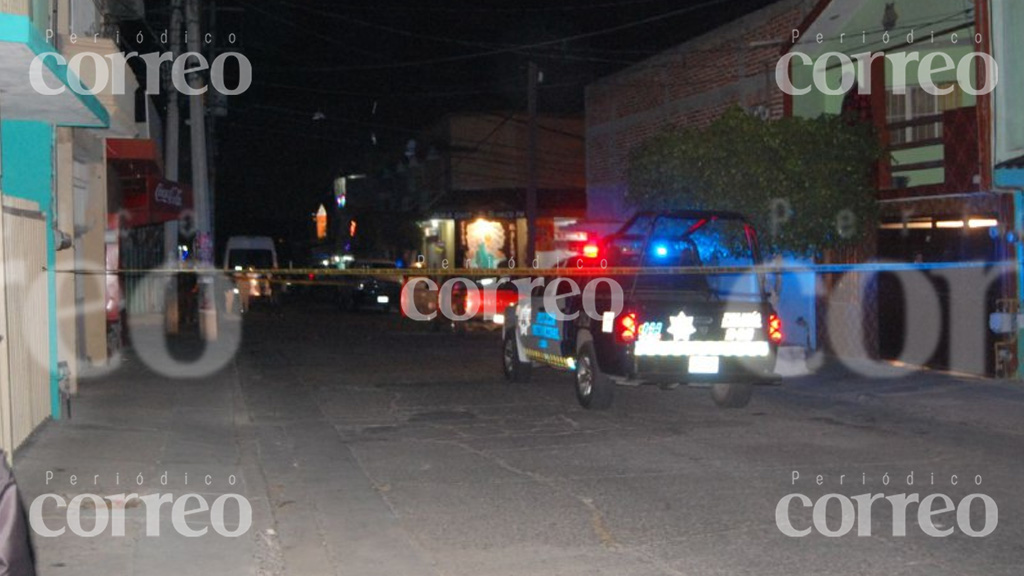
[418, 112, 587, 269]
[0, 0, 151, 455]
[990, 0, 1024, 376]
[0, 0, 108, 453]
[584, 0, 817, 223]
[786, 0, 1000, 251]
[786, 0, 1007, 374]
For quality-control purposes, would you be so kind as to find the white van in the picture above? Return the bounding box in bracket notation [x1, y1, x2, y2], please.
[224, 236, 279, 311]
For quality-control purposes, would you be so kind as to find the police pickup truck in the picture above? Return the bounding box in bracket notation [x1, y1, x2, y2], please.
[502, 211, 782, 409]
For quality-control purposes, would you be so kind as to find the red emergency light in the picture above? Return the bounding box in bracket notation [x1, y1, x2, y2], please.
[618, 312, 638, 343]
[768, 313, 783, 345]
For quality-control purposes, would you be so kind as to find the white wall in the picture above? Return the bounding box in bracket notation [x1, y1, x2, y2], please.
[993, 0, 1024, 163]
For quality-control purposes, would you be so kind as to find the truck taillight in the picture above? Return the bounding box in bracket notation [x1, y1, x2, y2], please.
[618, 312, 638, 343]
[497, 291, 519, 311]
[769, 313, 783, 345]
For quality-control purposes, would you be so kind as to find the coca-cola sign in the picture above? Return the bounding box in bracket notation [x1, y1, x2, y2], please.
[154, 182, 183, 208]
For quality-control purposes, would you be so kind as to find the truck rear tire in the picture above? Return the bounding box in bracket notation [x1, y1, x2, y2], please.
[711, 383, 752, 409]
[576, 343, 613, 410]
[502, 332, 532, 382]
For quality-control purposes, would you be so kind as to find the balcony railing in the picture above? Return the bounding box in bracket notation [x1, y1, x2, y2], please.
[883, 107, 979, 198]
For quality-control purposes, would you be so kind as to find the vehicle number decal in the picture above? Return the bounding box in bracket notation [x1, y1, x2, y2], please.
[638, 322, 664, 341]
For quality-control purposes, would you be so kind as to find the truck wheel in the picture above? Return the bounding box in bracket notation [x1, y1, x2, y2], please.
[576, 343, 613, 410]
[711, 383, 752, 409]
[502, 333, 532, 382]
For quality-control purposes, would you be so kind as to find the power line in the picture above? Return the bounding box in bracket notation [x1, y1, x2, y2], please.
[253, 78, 581, 99]
[242, 103, 589, 157]
[235, 0, 389, 61]
[223, 122, 360, 145]
[271, 0, 679, 13]
[505, 116, 585, 141]
[454, 152, 582, 172]
[264, 0, 661, 68]
[236, 109, 585, 165]
[270, 0, 735, 71]
[450, 137, 583, 162]
[423, 112, 516, 210]
[260, 0, 641, 70]
[264, 0, 507, 51]
[227, 114, 580, 186]
[245, 103, 428, 137]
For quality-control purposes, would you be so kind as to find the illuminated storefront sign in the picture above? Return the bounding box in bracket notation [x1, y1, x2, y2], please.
[465, 218, 508, 268]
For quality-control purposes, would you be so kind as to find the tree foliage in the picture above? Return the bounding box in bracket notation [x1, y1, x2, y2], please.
[627, 107, 882, 257]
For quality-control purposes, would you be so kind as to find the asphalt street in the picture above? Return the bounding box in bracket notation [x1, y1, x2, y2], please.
[15, 300, 1024, 575]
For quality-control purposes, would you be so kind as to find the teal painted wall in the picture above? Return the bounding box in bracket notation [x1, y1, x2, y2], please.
[2, 121, 52, 205]
[997, 169, 1024, 188]
[1, 119, 60, 420]
[30, 0, 50, 40]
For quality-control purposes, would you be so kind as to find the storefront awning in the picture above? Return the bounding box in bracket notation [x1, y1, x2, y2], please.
[107, 138, 161, 163]
[108, 137, 187, 227]
[62, 36, 143, 137]
[0, 14, 109, 127]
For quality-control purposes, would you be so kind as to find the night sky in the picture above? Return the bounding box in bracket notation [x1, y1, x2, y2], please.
[141, 0, 781, 246]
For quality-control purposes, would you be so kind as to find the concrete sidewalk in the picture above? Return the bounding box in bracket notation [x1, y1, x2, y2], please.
[11, 335, 435, 576]
[766, 358, 1024, 437]
[11, 343, 275, 575]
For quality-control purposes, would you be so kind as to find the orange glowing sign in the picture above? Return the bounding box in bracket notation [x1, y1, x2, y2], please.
[315, 205, 327, 240]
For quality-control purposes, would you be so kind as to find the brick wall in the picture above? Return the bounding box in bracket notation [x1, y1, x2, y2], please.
[585, 0, 818, 221]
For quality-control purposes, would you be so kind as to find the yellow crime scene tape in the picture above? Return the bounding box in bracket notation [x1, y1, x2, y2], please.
[47, 260, 1010, 280]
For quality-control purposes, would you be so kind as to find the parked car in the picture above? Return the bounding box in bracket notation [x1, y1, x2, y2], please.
[338, 259, 403, 312]
[502, 211, 782, 410]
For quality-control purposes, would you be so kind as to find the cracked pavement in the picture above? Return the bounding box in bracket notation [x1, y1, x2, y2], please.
[15, 301, 1024, 575]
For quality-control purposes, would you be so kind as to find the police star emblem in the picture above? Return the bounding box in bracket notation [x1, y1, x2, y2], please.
[517, 302, 532, 336]
[667, 311, 697, 342]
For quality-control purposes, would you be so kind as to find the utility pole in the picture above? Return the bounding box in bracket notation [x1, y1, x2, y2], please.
[526, 61, 539, 265]
[165, 0, 182, 182]
[207, 0, 218, 246]
[164, 0, 183, 335]
[187, 0, 216, 340]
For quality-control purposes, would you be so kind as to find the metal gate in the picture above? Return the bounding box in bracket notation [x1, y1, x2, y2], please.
[122, 224, 165, 315]
[0, 196, 52, 453]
